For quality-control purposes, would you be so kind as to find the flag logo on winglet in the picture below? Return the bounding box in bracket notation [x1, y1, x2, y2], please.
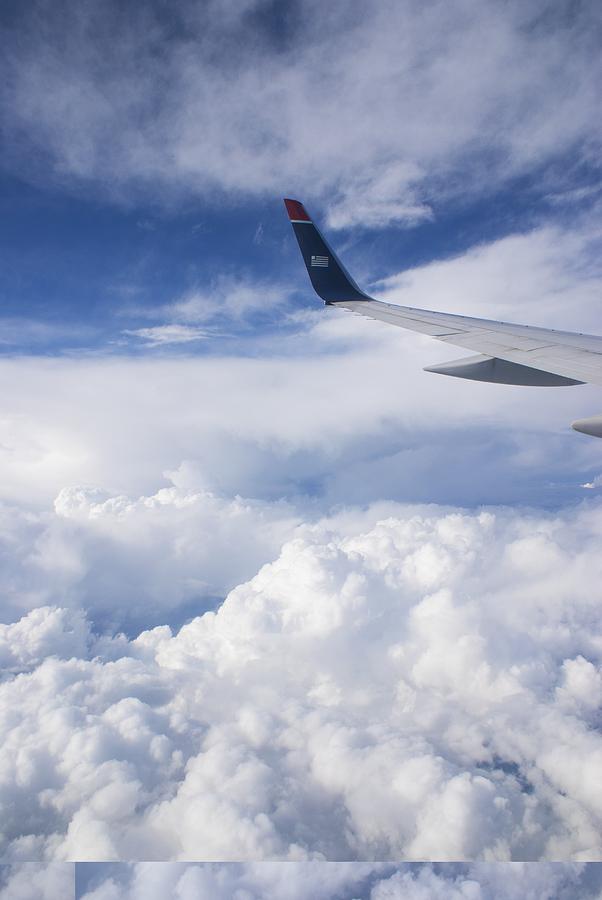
[311, 255, 329, 267]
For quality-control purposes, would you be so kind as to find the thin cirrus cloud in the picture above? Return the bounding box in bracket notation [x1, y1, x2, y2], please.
[117, 278, 294, 349]
[0, 0, 600, 227]
[122, 325, 210, 346]
[165, 278, 288, 325]
[1, 500, 602, 862]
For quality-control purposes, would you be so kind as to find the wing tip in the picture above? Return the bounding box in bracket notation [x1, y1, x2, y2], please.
[283, 198, 311, 222]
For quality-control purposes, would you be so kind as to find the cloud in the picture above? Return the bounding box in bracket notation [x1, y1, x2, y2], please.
[0, 606, 90, 673]
[1, 1, 599, 227]
[1, 219, 602, 511]
[0, 864, 73, 900]
[0, 319, 94, 350]
[122, 277, 291, 338]
[379, 219, 602, 329]
[77, 861, 389, 900]
[325, 163, 434, 231]
[122, 325, 210, 346]
[581, 474, 602, 490]
[74, 861, 602, 899]
[0, 217, 601, 630]
[1, 501, 602, 861]
[0, 478, 300, 631]
[165, 277, 288, 325]
[368, 863, 602, 900]
[0, 216, 601, 865]
[1, 4, 600, 876]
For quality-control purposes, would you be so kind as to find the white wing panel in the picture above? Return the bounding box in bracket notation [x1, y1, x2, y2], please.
[332, 299, 602, 387]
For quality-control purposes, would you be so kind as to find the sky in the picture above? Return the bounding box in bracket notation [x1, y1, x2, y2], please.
[0, 0, 602, 877]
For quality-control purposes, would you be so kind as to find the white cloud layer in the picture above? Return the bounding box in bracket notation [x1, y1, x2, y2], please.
[0, 217, 601, 631]
[0, 864, 73, 900]
[0, 214, 601, 867]
[77, 862, 602, 900]
[0, 481, 300, 631]
[1, 0, 600, 226]
[1, 500, 601, 862]
[1, 221, 602, 508]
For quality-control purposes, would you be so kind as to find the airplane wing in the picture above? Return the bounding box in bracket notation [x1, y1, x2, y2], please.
[284, 198, 602, 437]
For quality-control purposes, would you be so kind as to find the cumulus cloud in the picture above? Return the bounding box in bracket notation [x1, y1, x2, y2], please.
[0, 0, 599, 226]
[0, 606, 90, 673]
[368, 863, 602, 900]
[77, 861, 388, 900]
[0, 479, 300, 630]
[1, 501, 601, 861]
[0, 864, 73, 900]
[76, 861, 602, 899]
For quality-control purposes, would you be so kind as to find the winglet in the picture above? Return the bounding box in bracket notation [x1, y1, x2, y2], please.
[283, 198, 370, 303]
[284, 198, 311, 222]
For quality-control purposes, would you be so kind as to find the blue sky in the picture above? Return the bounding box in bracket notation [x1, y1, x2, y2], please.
[1, 0, 602, 869]
[2, 165, 602, 511]
[0, 166, 600, 356]
[0, 0, 601, 611]
[0, 0, 600, 361]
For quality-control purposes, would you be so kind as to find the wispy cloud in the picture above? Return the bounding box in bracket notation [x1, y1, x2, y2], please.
[253, 222, 264, 245]
[1, 1, 599, 228]
[123, 324, 210, 346]
[171, 279, 286, 323]
[0, 318, 94, 349]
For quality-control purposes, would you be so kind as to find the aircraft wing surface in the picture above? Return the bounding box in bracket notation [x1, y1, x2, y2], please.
[284, 198, 602, 436]
[333, 299, 602, 387]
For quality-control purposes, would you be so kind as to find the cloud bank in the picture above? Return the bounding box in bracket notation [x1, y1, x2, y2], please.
[1, 0, 600, 226]
[0, 481, 300, 632]
[1, 500, 601, 862]
[0, 864, 73, 900]
[77, 862, 602, 900]
[2, 215, 602, 632]
[1, 213, 600, 499]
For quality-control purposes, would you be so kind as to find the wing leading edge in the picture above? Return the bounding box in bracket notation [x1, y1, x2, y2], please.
[284, 198, 602, 437]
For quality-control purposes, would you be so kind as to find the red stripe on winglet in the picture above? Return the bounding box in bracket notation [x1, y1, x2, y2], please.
[284, 198, 311, 221]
